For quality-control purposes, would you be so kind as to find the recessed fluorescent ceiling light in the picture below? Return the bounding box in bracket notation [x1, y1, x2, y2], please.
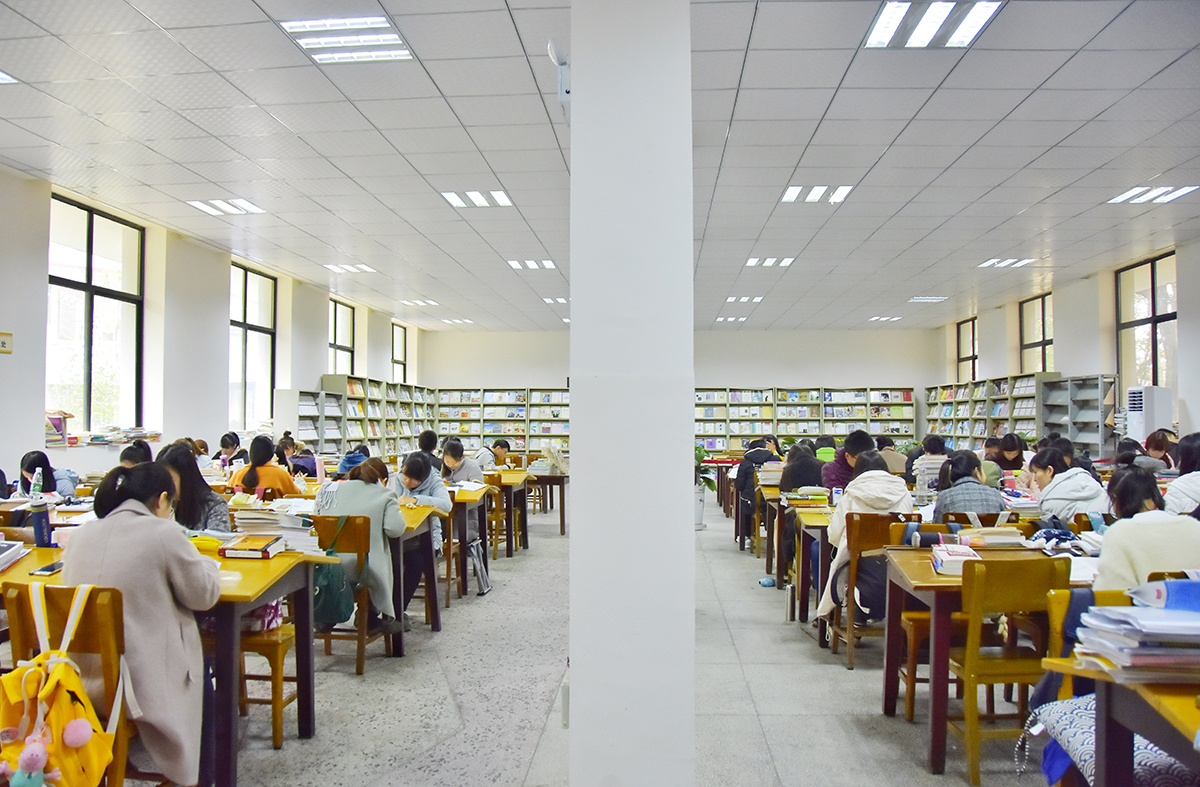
[524, 260, 538, 269]
[355, 264, 375, 273]
[978, 258, 1001, 267]
[995, 258, 1018, 267]
[1130, 187, 1174, 203]
[562, 318, 570, 323]
[426, 300, 438, 306]
[716, 317, 725, 322]
[466, 191, 490, 207]
[908, 296, 948, 302]
[0, 71, 18, 84]
[463, 319, 473, 323]
[763, 258, 777, 267]
[452, 319, 463, 324]
[491, 191, 512, 206]
[726, 297, 735, 302]
[412, 300, 425, 306]
[746, 258, 759, 267]
[442, 319, 452, 324]
[282, 17, 388, 33]
[541, 260, 556, 269]
[781, 186, 802, 203]
[906, 2, 955, 47]
[780, 257, 794, 267]
[324, 264, 342, 272]
[1107, 187, 1149, 203]
[442, 192, 467, 208]
[229, 198, 264, 213]
[865, 1, 910, 47]
[209, 199, 244, 215]
[297, 33, 401, 49]
[946, 1, 1001, 47]
[829, 186, 853, 203]
[186, 200, 223, 216]
[805, 186, 827, 203]
[506, 260, 522, 270]
[556, 298, 566, 304]
[312, 50, 411, 63]
[1155, 186, 1198, 203]
[400, 300, 413, 305]
[752, 296, 763, 303]
[739, 296, 749, 302]
[737, 317, 746, 322]
[1012, 258, 1036, 268]
[543, 298, 554, 304]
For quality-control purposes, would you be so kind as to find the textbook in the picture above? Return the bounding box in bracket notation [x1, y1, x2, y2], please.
[931, 544, 980, 575]
[219, 535, 284, 559]
[1128, 579, 1200, 612]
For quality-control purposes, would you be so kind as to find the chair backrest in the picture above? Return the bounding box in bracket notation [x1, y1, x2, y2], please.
[942, 511, 1017, 527]
[888, 521, 951, 546]
[1071, 512, 1116, 534]
[2, 583, 125, 716]
[1047, 587, 1130, 699]
[846, 512, 920, 555]
[310, 515, 372, 572]
[0, 525, 33, 544]
[1147, 570, 1191, 582]
[961, 558, 1070, 655]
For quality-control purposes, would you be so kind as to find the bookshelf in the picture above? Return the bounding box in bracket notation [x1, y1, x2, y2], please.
[482, 388, 529, 451]
[774, 389, 822, 439]
[437, 388, 483, 450]
[924, 372, 1061, 451]
[1041, 375, 1118, 460]
[727, 388, 774, 445]
[528, 388, 569, 453]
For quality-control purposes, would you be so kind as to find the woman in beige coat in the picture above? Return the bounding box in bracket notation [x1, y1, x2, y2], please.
[63, 462, 220, 787]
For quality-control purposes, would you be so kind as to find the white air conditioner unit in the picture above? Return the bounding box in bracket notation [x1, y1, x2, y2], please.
[1126, 385, 1173, 443]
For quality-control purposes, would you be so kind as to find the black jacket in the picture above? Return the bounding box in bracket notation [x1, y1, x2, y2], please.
[736, 447, 780, 497]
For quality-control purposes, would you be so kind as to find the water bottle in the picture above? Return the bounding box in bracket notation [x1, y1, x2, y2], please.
[29, 502, 52, 548]
[30, 467, 43, 497]
[832, 487, 844, 507]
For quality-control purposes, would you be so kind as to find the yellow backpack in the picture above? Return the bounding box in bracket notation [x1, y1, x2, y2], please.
[0, 584, 122, 787]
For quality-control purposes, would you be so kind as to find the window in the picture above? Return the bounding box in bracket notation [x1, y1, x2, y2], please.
[329, 299, 354, 374]
[46, 196, 144, 431]
[1117, 253, 1177, 400]
[956, 318, 977, 383]
[392, 323, 406, 383]
[1020, 293, 1054, 373]
[229, 264, 276, 431]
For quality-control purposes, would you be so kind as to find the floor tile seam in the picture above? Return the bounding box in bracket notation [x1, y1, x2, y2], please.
[515, 666, 569, 787]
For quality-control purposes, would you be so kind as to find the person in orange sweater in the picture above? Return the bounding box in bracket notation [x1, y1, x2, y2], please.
[229, 434, 301, 498]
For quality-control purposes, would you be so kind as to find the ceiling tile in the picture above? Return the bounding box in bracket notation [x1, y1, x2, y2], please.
[398, 11, 525, 60]
[943, 49, 1075, 90]
[223, 66, 344, 106]
[1042, 49, 1189, 91]
[62, 30, 209, 77]
[974, 1, 1127, 50]
[690, 2, 755, 52]
[1086, 0, 1200, 50]
[731, 89, 834, 121]
[2, 0, 157, 35]
[265, 101, 373, 134]
[749, 1, 877, 50]
[0, 36, 111, 81]
[124, 72, 253, 110]
[423, 57, 539, 97]
[131, 0, 272, 28]
[740, 49, 854, 90]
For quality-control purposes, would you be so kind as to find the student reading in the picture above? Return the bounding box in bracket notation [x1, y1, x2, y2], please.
[17, 450, 78, 496]
[389, 453, 452, 620]
[442, 437, 486, 541]
[1165, 432, 1200, 514]
[931, 451, 1007, 524]
[1094, 466, 1200, 591]
[62, 462, 220, 786]
[157, 442, 230, 531]
[418, 430, 443, 471]
[475, 438, 511, 470]
[1029, 447, 1110, 522]
[229, 434, 301, 497]
[212, 431, 248, 467]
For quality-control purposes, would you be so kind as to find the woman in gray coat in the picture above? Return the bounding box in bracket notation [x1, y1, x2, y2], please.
[62, 462, 220, 787]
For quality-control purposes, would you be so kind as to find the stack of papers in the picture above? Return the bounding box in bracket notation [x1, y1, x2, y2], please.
[958, 527, 1025, 547]
[1075, 605, 1200, 683]
[233, 510, 321, 555]
[450, 481, 487, 492]
[931, 544, 981, 575]
[0, 540, 29, 572]
[756, 462, 784, 486]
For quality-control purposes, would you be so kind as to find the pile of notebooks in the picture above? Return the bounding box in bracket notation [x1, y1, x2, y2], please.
[756, 462, 784, 486]
[1074, 579, 1200, 683]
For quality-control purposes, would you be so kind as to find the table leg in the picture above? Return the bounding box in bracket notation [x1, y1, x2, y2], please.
[212, 603, 239, 787]
[291, 565, 316, 738]
[478, 508, 489, 574]
[456, 506, 469, 598]
[389, 535, 405, 657]
[798, 528, 814, 622]
[764, 503, 776, 577]
[735, 495, 744, 550]
[1095, 683, 1135, 787]
[816, 531, 832, 648]
[928, 593, 952, 774]
[518, 487, 529, 549]
[774, 507, 788, 587]
[504, 485, 515, 557]
[418, 528, 442, 631]
[882, 576, 904, 717]
[559, 480, 566, 535]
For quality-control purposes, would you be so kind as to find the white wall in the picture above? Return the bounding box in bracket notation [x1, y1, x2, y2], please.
[420, 331, 570, 388]
[0, 167, 51, 478]
[976, 302, 1019, 379]
[1052, 274, 1117, 378]
[1176, 239, 1199, 433]
[365, 309, 394, 381]
[287, 282, 328, 392]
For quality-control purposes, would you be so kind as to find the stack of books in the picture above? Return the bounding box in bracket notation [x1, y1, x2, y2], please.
[783, 487, 829, 509]
[756, 462, 784, 486]
[957, 527, 1025, 547]
[1074, 580, 1200, 683]
[931, 543, 981, 575]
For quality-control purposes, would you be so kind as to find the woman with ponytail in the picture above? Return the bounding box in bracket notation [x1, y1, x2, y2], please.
[62, 462, 220, 786]
[229, 434, 301, 498]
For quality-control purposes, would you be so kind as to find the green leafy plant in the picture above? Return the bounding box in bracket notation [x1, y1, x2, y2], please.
[695, 444, 717, 491]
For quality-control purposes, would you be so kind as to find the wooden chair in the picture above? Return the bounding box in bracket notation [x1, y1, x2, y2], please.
[947, 558, 1070, 785]
[2, 583, 170, 787]
[943, 511, 1018, 528]
[310, 515, 392, 675]
[1046, 588, 1130, 699]
[829, 512, 920, 669]
[1147, 570, 1191, 581]
[239, 623, 298, 749]
[1071, 512, 1115, 534]
[407, 511, 452, 620]
[484, 483, 506, 561]
[0, 525, 35, 544]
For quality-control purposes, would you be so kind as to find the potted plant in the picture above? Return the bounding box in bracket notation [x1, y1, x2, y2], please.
[695, 444, 717, 529]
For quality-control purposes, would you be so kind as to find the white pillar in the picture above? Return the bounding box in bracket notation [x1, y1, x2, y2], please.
[569, 0, 695, 783]
[1175, 240, 1200, 432]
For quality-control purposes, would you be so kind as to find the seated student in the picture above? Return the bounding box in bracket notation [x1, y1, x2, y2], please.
[1049, 437, 1100, 481]
[813, 435, 836, 463]
[817, 450, 914, 618]
[932, 451, 1008, 524]
[1094, 466, 1200, 591]
[417, 430, 444, 471]
[735, 437, 781, 542]
[118, 438, 154, 467]
[62, 462, 220, 787]
[1117, 437, 1168, 473]
[980, 458, 1003, 489]
[229, 434, 301, 498]
[1144, 429, 1177, 471]
[192, 438, 213, 469]
[821, 430, 874, 490]
[779, 443, 825, 569]
[875, 436, 908, 475]
[911, 434, 949, 502]
[1029, 447, 1110, 523]
[390, 453, 453, 622]
[989, 433, 1026, 473]
[475, 438, 511, 470]
[157, 442, 230, 531]
[442, 437, 486, 541]
[213, 431, 249, 469]
[1164, 432, 1200, 514]
[0, 468, 9, 499]
[17, 450, 78, 496]
[279, 431, 316, 476]
[337, 443, 370, 477]
[978, 436, 1001, 461]
[313, 457, 405, 635]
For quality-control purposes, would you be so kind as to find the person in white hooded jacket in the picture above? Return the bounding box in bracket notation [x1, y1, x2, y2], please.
[1164, 433, 1200, 515]
[817, 451, 914, 618]
[1029, 447, 1110, 523]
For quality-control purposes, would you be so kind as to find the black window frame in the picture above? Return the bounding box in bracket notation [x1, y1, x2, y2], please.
[47, 194, 145, 431]
[1019, 292, 1053, 373]
[229, 262, 277, 430]
[956, 317, 977, 383]
[391, 322, 406, 384]
[329, 298, 355, 374]
[1116, 251, 1177, 393]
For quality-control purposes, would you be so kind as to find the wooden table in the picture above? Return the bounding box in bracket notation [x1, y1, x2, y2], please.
[533, 472, 569, 535]
[389, 504, 449, 655]
[882, 548, 1065, 774]
[0, 545, 336, 787]
[447, 487, 488, 598]
[498, 470, 534, 557]
[1042, 657, 1200, 786]
[793, 507, 833, 647]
